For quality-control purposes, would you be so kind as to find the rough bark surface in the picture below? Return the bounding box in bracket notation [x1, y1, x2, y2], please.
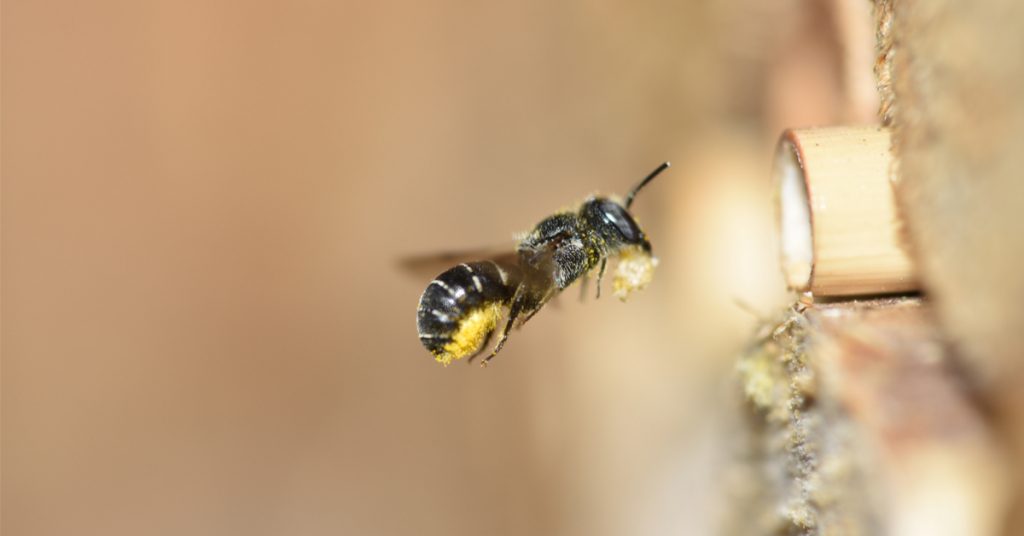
[878, 0, 1024, 386]
[735, 299, 1008, 535]
[875, 1, 1024, 531]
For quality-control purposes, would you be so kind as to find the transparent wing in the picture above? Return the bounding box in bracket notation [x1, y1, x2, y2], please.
[398, 245, 520, 280]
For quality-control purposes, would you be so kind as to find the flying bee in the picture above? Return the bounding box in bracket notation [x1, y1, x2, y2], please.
[412, 162, 670, 367]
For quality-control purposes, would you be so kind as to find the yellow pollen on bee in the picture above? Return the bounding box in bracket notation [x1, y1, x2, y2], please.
[612, 248, 658, 300]
[434, 302, 504, 366]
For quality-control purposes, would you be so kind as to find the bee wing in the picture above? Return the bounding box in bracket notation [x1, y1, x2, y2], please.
[398, 246, 519, 279]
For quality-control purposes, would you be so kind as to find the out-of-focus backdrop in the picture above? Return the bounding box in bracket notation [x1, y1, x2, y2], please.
[5, 0, 973, 534]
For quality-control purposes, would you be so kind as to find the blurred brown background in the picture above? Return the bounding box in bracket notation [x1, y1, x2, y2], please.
[3, 1, 875, 535]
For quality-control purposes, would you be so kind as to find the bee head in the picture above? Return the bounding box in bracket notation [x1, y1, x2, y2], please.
[580, 198, 651, 253]
[580, 161, 668, 253]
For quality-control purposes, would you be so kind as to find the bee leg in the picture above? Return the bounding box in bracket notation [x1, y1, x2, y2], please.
[519, 303, 545, 325]
[465, 328, 496, 365]
[578, 275, 590, 302]
[480, 289, 534, 367]
[594, 258, 607, 299]
[480, 285, 557, 367]
[518, 287, 555, 325]
[480, 307, 521, 367]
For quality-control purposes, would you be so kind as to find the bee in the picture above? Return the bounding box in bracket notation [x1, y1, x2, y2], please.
[413, 162, 669, 367]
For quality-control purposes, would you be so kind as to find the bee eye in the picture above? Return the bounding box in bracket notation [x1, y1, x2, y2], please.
[595, 200, 642, 243]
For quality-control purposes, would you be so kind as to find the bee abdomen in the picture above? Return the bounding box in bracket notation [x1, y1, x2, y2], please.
[416, 261, 520, 365]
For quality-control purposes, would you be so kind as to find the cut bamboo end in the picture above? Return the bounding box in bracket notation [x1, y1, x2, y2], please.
[773, 126, 918, 297]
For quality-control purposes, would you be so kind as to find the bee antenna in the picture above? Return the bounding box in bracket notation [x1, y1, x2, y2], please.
[625, 162, 670, 209]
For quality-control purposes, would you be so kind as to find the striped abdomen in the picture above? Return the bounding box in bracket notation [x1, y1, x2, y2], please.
[417, 261, 520, 366]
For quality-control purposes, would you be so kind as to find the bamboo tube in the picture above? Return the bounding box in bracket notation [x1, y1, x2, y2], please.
[773, 126, 918, 296]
